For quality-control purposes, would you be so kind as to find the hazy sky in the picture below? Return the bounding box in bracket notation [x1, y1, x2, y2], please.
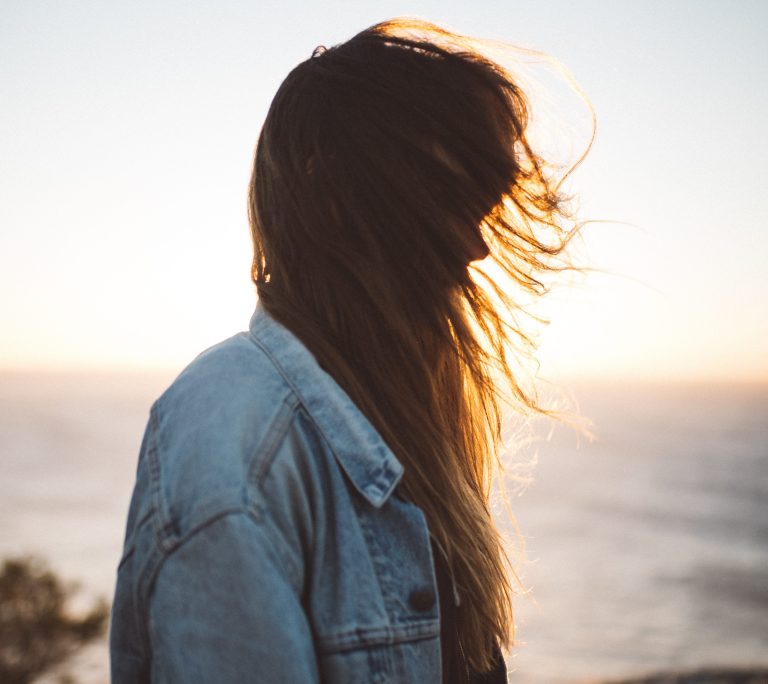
[2, 0, 766, 380]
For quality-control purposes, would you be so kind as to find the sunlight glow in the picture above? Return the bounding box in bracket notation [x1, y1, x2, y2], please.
[1, 2, 766, 381]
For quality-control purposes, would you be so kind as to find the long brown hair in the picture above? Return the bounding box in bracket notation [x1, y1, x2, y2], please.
[248, 18, 590, 671]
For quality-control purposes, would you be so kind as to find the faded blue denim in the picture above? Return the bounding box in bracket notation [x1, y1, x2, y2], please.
[110, 302, 442, 682]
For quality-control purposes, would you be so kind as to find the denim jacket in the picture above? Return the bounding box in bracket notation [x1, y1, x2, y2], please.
[109, 302, 444, 682]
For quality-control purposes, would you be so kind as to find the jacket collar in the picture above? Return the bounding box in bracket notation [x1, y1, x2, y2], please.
[248, 301, 403, 508]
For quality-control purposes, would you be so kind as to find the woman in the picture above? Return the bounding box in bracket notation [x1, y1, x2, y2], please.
[110, 17, 587, 683]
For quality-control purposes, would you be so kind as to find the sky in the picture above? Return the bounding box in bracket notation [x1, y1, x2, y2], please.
[1, 0, 766, 381]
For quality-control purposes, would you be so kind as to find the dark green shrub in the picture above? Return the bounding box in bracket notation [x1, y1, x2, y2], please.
[0, 556, 109, 684]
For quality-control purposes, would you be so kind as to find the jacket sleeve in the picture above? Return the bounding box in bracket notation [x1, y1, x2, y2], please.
[147, 511, 319, 683]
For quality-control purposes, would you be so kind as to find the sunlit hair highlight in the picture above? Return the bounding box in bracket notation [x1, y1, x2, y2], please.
[248, 17, 593, 672]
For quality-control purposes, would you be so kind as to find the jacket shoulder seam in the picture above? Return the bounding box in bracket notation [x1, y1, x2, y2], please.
[145, 508, 301, 604]
[247, 391, 301, 488]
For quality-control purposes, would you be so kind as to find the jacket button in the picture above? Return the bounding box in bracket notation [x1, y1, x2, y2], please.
[408, 588, 436, 612]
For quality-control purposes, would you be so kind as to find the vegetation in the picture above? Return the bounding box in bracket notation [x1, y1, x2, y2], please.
[0, 556, 109, 684]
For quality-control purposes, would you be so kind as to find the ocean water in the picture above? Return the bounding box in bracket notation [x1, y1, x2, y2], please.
[505, 380, 768, 682]
[1, 372, 766, 682]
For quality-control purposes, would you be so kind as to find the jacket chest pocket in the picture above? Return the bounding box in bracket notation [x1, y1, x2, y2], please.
[358, 494, 441, 634]
[310, 491, 441, 682]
